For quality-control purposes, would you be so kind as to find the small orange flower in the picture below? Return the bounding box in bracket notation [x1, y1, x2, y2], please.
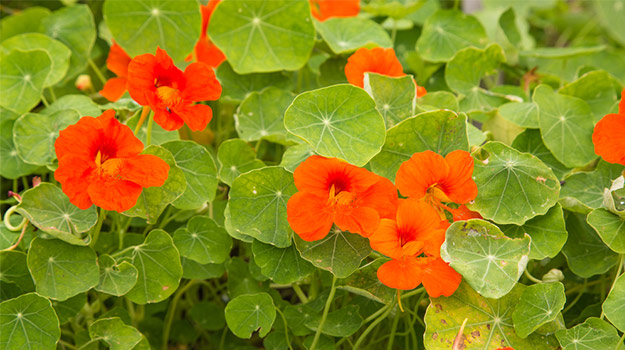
[448, 204, 482, 222]
[127, 47, 222, 131]
[54, 110, 170, 212]
[185, 0, 226, 68]
[310, 0, 360, 21]
[592, 88, 625, 165]
[287, 155, 398, 241]
[395, 150, 477, 212]
[369, 199, 461, 296]
[416, 85, 427, 97]
[345, 47, 405, 88]
[99, 41, 132, 102]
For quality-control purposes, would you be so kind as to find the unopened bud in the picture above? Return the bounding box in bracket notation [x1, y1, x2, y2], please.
[542, 268, 564, 283]
[75, 74, 93, 91]
[32, 176, 41, 187]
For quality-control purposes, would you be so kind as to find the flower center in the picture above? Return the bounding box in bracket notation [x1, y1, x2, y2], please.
[156, 85, 183, 106]
[95, 150, 124, 178]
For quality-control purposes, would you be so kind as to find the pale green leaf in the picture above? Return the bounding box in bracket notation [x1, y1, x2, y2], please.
[555, 317, 621, 350]
[235, 87, 294, 144]
[512, 282, 566, 338]
[89, 317, 144, 350]
[0, 49, 51, 114]
[216, 62, 293, 102]
[173, 216, 232, 264]
[602, 273, 625, 331]
[217, 139, 265, 186]
[587, 208, 625, 254]
[363, 73, 416, 128]
[315, 17, 392, 54]
[225, 293, 276, 338]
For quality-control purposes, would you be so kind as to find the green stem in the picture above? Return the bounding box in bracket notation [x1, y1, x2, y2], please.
[386, 303, 401, 350]
[219, 326, 228, 350]
[563, 279, 587, 314]
[602, 254, 624, 320]
[146, 113, 154, 146]
[292, 284, 309, 304]
[76, 338, 100, 350]
[88, 208, 107, 248]
[616, 331, 625, 350]
[309, 275, 337, 350]
[353, 302, 396, 350]
[40, 93, 50, 107]
[400, 286, 425, 300]
[162, 280, 201, 350]
[275, 307, 294, 350]
[524, 268, 542, 284]
[364, 302, 393, 324]
[87, 58, 108, 86]
[48, 87, 57, 102]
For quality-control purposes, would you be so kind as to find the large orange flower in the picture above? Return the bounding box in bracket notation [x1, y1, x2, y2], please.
[185, 0, 226, 67]
[99, 41, 131, 102]
[593, 88, 625, 165]
[369, 199, 461, 296]
[345, 47, 405, 88]
[396, 150, 477, 212]
[310, 0, 360, 21]
[54, 110, 170, 212]
[287, 155, 398, 241]
[127, 47, 222, 131]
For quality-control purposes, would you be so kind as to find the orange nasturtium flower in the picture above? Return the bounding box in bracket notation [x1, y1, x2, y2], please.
[592, 88, 625, 165]
[448, 204, 482, 222]
[54, 110, 170, 212]
[185, 0, 226, 68]
[99, 42, 132, 102]
[127, 47, 222, 131]
[287, 155, 398, 241]
[310, 0, 360, 21]
[395, 150, 478, 214]
[369, 199, 461, 296]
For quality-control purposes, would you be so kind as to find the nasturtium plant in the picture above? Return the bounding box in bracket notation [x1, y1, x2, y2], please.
[2, 0, 625, 349]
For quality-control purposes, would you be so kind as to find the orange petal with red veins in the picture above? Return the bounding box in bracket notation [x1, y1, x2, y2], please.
[396, 198, 442, 240]
[88, 175, 143, 212]
[419, 258, 462, 297]
[182, 62, 222, 101]
[106, 42, 131, 78]
[377, 257, 423, 290]
[126, 53, 157, 106]
[358, 176, 398, 220]
[334, 205, 380, 237]
[396, 150, 449, 199]
[287, 192, 334, 241]
[293, 156, 379, 197]
[593, 113, 625, 165]
[440, 150, 478, 204]
[55, 154, 94, 210]
[369, 219, 403, 260]
[55, 116, 102, 162]
[121, 154, 170, 188]
[97, 111, 145, 158]
[99, 77, 128, 102]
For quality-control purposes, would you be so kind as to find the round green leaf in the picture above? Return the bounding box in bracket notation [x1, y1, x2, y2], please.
[416, 9, 488, 62]
[52, 293, 86, 325]
[305, 305, 363, 337]
[424, 282, 561, 349]
[217, 139, 265, 186]
[89, 317, 144, 350]
[216, 62, 294, 103]
[235, 87, 294, 144]
[562, 213, 619, 278]
[126, 113, 180, 146]
[416, 90, 459, 112]
[499, 102, 539, 128]
[369, 109, 468, 182]
[42, 94, 102, 118]
[0, 33, 71, 87]
[363, 73, 416, 128]
[534, 84, 596, 168]
[103, 0, 200, 63]
[27, 237, 99, 301]
[441, 219, 530, 299]
[559, 161, 624, 214]
[511, 129, 570, 180]
[209, 0, 315, 73]
[602, 272, 625, 332]
[338, 258, 395, 304]
[279, 143, 315, 172]
[315, 17, 392, 54]
[119, 229, 182, 304]
[225, 292, 276, 339]
[228, 166, 297, 248]
[16, 183, 98, 246]
[0, 7, 51, 41]
[445, 44, 508, 112]
[519, 46, 606, 59]
[13, 110, 80, 166]
[0, 49, 51, 114]
[251, 240, 315, 284]
[556, 317, 621, 350]
[512, 282, 566, 338]
[162, 140, 218, 210]
[0, 118, 39, 179]
[95, 254, 138, 297]
[41, 4, 96, 81]
[559, 70, 620, 123]
[500, 203, 567, 260]
[223, 204, 255, 243]
[123, 145, 186, 224]
[587, 208, 625, 254]
[595, 0, 625, 47]
[294, 227, 372, 278]
[284, 84, 386, 167]
[0, 251, 35, 293]
[468, 141, 561, 225]
[0, 293, 60, 350]
[173, 216, 232, 264]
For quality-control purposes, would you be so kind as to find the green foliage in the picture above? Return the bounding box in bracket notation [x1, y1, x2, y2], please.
[512, 282, 566, 338]
[315, 17, 392, 54]
[0, 49, 51, 114]
[224, 293, 276, 338]
[0, 293, 60, 350]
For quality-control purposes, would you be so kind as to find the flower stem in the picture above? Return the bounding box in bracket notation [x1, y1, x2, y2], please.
[524, 268, 543, 284]
[309, 275, 337, 350]
[146, 113, 154, 146]
[162, 280, 200, 350]
[292, 284, 309, 303]
[87, 58, 107, 86]
[353, 301, 396, 350]
[1, 219, 29, 251]
[275, 307, 294, 350]
[88, 208, 107, 248]
[386, 302, 401, 350]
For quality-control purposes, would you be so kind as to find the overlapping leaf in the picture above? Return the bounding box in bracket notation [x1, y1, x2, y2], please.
[251, 240, 315, 284]
[0, 49, 51, 114]
[0, 293, 60, 350]
[512, 282, 566, 338]
[363, 73, 416, 128]
[225, 292, 276, 338]
[315, 17, 392, 54]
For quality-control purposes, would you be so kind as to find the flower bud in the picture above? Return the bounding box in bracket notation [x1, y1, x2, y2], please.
[75, 74, 93, 91]
[542, 268, 564, 283]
